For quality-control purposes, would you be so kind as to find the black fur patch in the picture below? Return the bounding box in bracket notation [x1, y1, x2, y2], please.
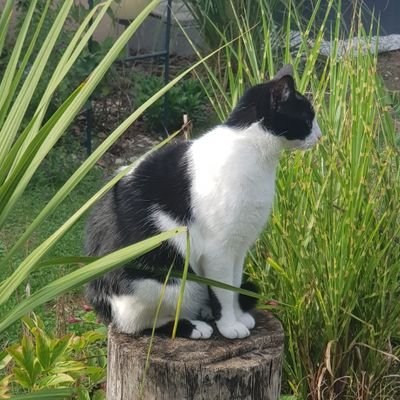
[225, 75, 315, 141]
[208, 287, 222, 321]
[85, 141, 193, 321]
[239, 281, 259, 312]
[145, 319, 196, 338]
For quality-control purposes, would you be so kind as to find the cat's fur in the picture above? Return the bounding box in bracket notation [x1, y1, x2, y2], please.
[85, 65, 321, 339]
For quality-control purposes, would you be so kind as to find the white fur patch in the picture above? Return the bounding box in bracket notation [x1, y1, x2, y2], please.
[190, 320, 213, 339]
[152, 209, 187, 256]
[188, 123, 278, 251]
[110, 279, 208, 334]
[304, 117, 322, 148]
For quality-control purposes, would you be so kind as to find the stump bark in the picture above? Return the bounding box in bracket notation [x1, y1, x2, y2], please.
[107, 311, 284, 400]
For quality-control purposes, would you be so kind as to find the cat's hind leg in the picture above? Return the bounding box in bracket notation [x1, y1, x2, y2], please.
[110, 279, 213, 339]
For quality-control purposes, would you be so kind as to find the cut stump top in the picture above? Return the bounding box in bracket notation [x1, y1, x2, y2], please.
[108, 310, 284, 366]
[107, 311, 284, 400]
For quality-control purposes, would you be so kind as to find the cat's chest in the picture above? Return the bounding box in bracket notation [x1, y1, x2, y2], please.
[189, 129, 277, 244]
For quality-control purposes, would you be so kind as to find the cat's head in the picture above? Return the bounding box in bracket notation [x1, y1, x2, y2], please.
[225, 64, 322, 150]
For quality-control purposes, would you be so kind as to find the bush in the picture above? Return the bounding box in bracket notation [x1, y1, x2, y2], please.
[0, 314, 107, 399]
[133, 74, 208, 132]
[199, 1, 400, 398]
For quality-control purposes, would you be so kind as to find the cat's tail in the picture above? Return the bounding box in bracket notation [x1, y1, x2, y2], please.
[238, 281, 259, 312]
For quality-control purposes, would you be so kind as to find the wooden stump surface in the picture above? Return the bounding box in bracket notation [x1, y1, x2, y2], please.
[107, 311, 284, 400]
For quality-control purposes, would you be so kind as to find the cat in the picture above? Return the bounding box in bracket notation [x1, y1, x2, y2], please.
[85, 64, 321, 340]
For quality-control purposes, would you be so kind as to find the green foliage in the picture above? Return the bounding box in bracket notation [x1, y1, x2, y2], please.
[183, 0, 283, 49]
[0, 0, 232, 341]
[199, 1, 400, 398]
[1, 314, 106, 399]
[0, 0, 196, 335]
[134, 74, 207, 131]
[10, 0, 116, 120]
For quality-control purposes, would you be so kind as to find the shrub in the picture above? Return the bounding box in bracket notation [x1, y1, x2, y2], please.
[0, 314, 107, 399]
[0, 0, 194, 342]
[133, 74, 208, 132]
[198, 1, 400, 398]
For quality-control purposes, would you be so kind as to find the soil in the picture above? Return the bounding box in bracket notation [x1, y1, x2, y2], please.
[377, 50, 400, 91]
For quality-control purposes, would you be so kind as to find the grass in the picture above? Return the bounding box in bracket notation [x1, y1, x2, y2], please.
[0, 146, 104, 344]
[195, 0, 400, 398]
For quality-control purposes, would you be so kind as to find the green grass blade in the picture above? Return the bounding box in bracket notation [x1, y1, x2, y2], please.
[0, 0, 161, 229]
[172, 230, 190, 339]
[0, 0, 51, 128]
[2, 123, 180, 262]
[0, 0, 39, 118]
[0, 85, 82, 207]
[0, 0, 73, 167]
[0, 158, 147, 304]
[10, 388, 74, 399]
[15, 0, 113, 159]
[0, 228, 186, 333]
[0, 0, 13, 57]
[170, 271, 263, 301]
[3, 34, 233, 262]
[139, 263, 174, 396]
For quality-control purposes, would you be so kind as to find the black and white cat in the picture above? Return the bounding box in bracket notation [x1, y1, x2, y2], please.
[85, 65, 321, 340]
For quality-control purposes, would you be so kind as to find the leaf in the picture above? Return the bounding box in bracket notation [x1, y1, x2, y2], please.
[37, 373, 75, 387]
[76, 388, 90, 400]
[49, 335, 72, 366]
[20, 337, 35, 380]
[0, 352, 12, 370]
[12, 368, 31, 389]
[81, 366, 105, 383]
[52, 361, 86, 374]
[80, 331, 106, 345]
[32, 328, 51, 371]
[92, 389, 106, 400]
[5, 345, 24, 370]
[9, 388, 74, 399]
[0, 0, 73, 165]
[0, 228, 186, 332]
[30, 360, 43, 388]
[0, 374, 11, 399]
[0, 0, 13, 58]
[172, 231, 190, 338]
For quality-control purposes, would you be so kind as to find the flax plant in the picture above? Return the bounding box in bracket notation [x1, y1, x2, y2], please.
[195, 0, 400, 398]
[0, 0, 239, 340]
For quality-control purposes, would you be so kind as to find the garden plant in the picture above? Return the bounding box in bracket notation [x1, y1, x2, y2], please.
[0, 0, 399, 399]
[0, 0, 226, 397]
[191, 0, 400, 398]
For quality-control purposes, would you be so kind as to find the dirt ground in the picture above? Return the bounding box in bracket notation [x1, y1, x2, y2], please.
[378, 50, 400, 91]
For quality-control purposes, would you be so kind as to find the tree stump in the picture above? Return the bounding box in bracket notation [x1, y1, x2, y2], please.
[107, 311, 284, 400]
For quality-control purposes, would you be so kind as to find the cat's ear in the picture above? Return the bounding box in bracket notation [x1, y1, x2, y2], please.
[271, 75, 295, 104]
[273, 64, 294, 80]
[264, 64, 294, 81]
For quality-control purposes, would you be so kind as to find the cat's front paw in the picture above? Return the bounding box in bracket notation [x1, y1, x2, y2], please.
[238, 312, 255, 329]
[217, 321, 250, 339]
[190, 320, 213, 339]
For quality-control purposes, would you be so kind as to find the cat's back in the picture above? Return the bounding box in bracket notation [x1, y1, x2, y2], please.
[85, 140, 193, 257]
